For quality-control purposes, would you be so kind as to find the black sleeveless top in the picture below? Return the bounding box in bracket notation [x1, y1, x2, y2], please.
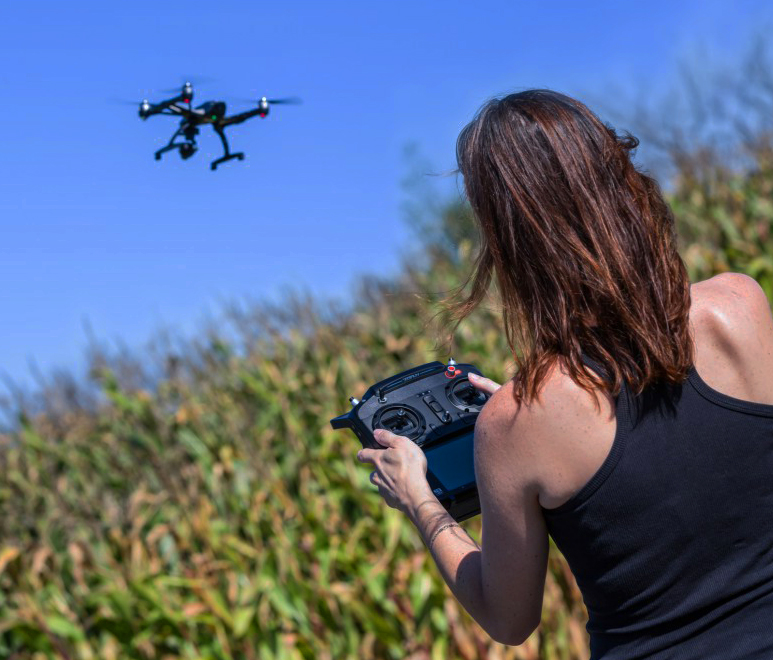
[541, 354, 773, 659]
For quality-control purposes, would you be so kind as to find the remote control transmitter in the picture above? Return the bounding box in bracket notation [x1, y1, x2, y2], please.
[331, 358, 491, 521]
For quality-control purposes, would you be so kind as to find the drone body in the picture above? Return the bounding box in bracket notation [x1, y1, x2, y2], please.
[138, 82, 300, 170]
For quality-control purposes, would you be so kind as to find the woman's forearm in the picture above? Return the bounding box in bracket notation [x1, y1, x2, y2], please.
[408, 493, 492, 635]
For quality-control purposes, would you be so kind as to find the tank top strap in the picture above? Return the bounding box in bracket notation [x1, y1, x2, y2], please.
[580, 351, 634, 432]
[580, 352, 610, 381]
[542, 353, 635, 514]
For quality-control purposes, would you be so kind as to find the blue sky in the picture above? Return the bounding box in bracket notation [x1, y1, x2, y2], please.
[1, 0, 772, 394]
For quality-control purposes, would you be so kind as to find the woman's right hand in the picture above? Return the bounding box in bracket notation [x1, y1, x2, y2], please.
[467, 372, 502, 395]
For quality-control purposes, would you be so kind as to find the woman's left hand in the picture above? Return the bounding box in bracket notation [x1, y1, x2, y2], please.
[356, 429, 434, 517]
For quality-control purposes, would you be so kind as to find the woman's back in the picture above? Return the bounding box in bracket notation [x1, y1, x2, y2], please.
[537, 272, 773, 658]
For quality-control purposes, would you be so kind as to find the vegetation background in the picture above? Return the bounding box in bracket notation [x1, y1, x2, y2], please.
[2, 46, 773, 660]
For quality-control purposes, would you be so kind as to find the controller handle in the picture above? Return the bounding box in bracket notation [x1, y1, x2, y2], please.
[330, 411, 354, 430]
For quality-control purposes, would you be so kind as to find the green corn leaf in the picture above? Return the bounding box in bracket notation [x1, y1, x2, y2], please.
[45, 614, 85, 641]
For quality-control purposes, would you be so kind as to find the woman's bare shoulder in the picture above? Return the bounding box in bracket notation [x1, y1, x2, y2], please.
[691, 272, 769, 312]
[690, 273, 773, 404]
[690, 273, 772, 347]
[484, 358, 618, 510]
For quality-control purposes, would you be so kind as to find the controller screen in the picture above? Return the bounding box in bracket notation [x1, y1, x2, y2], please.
[424, 431, 476, 491]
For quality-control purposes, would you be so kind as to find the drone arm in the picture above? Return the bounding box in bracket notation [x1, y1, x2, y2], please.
[219, 108, 263, 126]
[141, 104, 166, 120]
[166, 103, 198, 119]
[142, 99, 194, 120]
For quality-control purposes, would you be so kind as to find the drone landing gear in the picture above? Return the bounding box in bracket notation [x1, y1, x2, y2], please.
[154, 143, 198, 160]
[155, 142, 181, 160]
[211, 152, 244, 170]
[155, 125, 198, 161]
[210, 126, 244, 170]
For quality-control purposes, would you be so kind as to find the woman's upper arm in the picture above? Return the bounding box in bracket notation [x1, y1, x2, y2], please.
[474, 382, 550, 645]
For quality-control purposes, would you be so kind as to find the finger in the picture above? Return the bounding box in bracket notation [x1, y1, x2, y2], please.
[468, 372, 501, 394]
[369, 470, 382, 487]
[373, 428, 402, 447]
[357, 448, 380, 464]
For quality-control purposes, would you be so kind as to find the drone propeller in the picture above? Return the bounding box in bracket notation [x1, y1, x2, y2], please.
[160, 84, 191, 94]
[108, 98, 153, 116]
[233, 96, 303, 105]
[159, 76, 215, 93]
[266, 97, 303, 105]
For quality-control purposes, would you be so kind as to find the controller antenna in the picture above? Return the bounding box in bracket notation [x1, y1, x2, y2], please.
[349, 396, 360, 407]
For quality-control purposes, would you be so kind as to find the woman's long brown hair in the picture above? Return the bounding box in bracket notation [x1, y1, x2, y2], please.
[442, 89, 693, 409]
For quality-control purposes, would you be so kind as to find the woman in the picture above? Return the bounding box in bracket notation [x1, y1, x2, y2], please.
[356, 89, 773, 658]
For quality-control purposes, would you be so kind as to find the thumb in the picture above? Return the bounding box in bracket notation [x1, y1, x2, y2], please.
[373, 428, 400, 447]
[468, 372, 501, 394]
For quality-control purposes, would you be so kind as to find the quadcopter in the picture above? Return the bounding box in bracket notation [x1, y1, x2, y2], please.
[136, 81, 301, 170]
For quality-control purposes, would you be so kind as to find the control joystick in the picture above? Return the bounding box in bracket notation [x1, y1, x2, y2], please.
[373, 405, 425, 440]
[449, 378, 488, 409]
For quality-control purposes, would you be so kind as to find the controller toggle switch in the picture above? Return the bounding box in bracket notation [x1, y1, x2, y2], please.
[423, 395, 453, 423]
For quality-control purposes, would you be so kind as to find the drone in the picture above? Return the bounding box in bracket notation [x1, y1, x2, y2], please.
[137, 82, 301, 170]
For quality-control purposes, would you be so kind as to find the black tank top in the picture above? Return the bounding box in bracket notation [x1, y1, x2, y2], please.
[541, 354, 773, 659]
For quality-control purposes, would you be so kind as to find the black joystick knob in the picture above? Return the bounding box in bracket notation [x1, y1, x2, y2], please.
[459, 384, 484, 405]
